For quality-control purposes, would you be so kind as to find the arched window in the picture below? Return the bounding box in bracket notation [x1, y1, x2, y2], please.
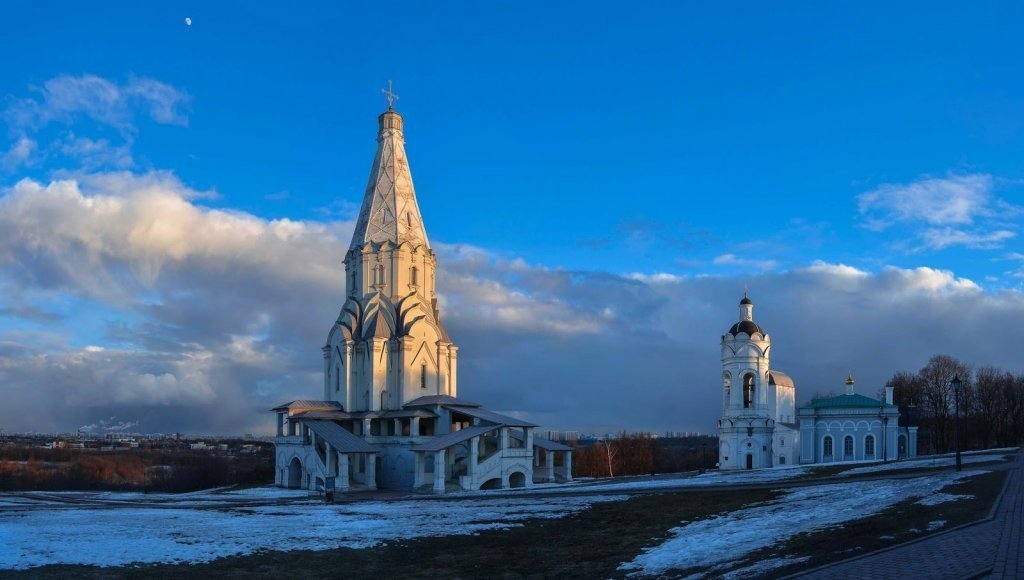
[374, 265, 385, 286]
[843, 435, 854, 460]
[823, 436, 833, 458]
[420, 364, 427, 389]
[743, 374, 755, 409]
[411, 266, 418, 286]
[865, 435, 875, 457]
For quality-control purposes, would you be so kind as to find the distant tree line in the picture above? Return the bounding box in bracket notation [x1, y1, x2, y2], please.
[0, 446, 274, 492]
[573, 434, 717, 478]
[889, 354, 1024, 453]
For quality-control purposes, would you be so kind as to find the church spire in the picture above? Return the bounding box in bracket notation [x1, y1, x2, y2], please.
[349, 84, 430, 250]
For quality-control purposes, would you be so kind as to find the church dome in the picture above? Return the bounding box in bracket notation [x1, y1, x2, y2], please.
[728, 320, 765, 336]
[740, 296, 753, 305]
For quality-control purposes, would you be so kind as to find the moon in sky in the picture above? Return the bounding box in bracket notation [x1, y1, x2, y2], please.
[185, 17, 192, 27]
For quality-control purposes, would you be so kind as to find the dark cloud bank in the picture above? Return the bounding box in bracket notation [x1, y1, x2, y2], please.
[0, 173, 1021, 435]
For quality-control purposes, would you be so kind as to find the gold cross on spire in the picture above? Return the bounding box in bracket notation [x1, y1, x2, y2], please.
[381, 80, 399, 110]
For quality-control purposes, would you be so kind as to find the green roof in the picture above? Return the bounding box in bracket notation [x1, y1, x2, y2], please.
[808, 393, 894, 409]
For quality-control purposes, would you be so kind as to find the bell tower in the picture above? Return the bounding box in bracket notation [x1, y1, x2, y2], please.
[718, 292, 774, 470]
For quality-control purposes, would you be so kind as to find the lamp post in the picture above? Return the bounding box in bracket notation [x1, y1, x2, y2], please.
[882, 381, 891, 464]
[951, 374, 962, 472]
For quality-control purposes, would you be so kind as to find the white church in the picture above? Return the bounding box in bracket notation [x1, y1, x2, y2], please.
[717, 294, 918, 469]
[272, 95, 572, 494]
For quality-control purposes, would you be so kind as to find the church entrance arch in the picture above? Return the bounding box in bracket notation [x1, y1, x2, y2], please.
[745, 454, 753, 470]
[287, 457, 302, 489]
[509, 471, 526, 488]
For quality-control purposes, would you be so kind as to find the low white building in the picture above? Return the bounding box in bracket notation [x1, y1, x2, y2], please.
[798, 376, 918, 463]
[272, 100, 572, 494]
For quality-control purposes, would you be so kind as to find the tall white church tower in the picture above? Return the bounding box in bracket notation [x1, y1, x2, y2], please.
[322, 102, 458, 412]
[718, 293, 795, 470]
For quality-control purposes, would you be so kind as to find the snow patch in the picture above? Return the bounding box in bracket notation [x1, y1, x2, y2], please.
[619, 470, 985, 576]
[722, 555, 811, 578]
[0, 493, 624, 570]
[839, 452, 1008, 476]
[916, 493, 973, 506]
[927, 520, 946, 532]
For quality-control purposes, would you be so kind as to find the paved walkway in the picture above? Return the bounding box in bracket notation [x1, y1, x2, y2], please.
[796, 450, 1022, 579]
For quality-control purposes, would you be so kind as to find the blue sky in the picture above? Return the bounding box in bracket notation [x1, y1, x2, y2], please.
[0, 2, 1022, 434]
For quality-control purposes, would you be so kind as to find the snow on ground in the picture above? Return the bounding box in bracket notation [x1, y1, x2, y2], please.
[917, 492, 974, 506]
[0, 491, 624, 570]
[927, 520, 946, 532]
[722, 556, 811, 579]
[839, 452, 1010, 477]
[455, 464, 816, 498]
[619, 469, 986, 577]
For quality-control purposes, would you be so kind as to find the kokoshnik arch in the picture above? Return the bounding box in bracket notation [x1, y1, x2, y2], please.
[271, 95, 573, 494]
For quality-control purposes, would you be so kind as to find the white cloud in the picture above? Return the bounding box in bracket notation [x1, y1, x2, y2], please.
[857, 174, 1020, 252]
[713, 253, 778, 271]
[5, 74, 190, 132]
[0, 171, 1022, 434]
[626, 272, 686, 284]
[0, 137, 36, 171]
[919, 227, 1016, 250]
[58, 133, 133, 169]
[858, 174, 995, 229]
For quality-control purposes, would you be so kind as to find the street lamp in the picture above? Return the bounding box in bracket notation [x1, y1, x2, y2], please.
[951, 374, 962, 472]
[882, 381, 892, 464]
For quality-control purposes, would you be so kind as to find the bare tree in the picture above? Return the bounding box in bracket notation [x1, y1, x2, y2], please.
[918, 355, 971, 452]
[598, 439, 618, 478]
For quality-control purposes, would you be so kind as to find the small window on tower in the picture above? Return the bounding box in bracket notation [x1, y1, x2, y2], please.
[420, 364, 427, 389]
[411, 266, 418, 286]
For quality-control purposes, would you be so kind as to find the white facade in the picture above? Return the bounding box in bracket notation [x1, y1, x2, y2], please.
[718, 295, 799, 470]
[272, 103, 573, 494]
[798, 378, 918, 464]
[323, 107, 458, 412]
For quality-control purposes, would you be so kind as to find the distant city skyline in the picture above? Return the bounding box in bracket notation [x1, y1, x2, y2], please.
[0, 2, 1023, 435]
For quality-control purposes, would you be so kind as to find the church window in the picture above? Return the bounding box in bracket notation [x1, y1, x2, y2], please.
[780, 438, 784, 446]
[407, 213, 412, 227]
[374, 265, 385, 285]
[779, 456, 786, 465]
[380, 390, 388, 409]
[420, 364, 427, 389]
[743, 374, 755, 408]
[865, 435, 875, 457]
[843, 435, 854, 459]
[823, 436, 833, 457]
[411, 266, 418, 286]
